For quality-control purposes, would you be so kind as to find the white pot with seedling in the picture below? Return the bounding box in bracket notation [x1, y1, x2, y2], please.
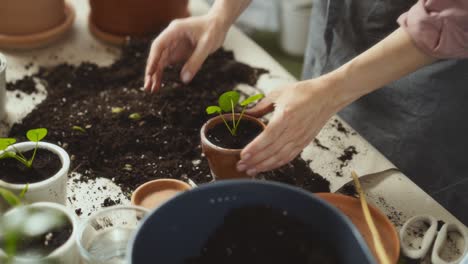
[0, 128, 70, 206]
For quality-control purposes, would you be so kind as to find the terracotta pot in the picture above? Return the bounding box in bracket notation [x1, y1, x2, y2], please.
[317, 193, 400, 264]
[131, 179, 191, 210]
[200, 114, 266, 180]
[0, 0, 75, 49]
[89, 0, 189, 43]
[0, 0, 65, 35]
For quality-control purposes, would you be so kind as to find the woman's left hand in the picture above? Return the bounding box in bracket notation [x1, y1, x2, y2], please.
[236, 77, 343, 176]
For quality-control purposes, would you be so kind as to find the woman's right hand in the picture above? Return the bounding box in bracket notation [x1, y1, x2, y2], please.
[144, 14, 229, 93]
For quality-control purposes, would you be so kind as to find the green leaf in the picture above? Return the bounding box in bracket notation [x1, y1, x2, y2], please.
[0, 138, 16, 151]
[72, 126, 86, 133]
[240, 94, 264, 106]
[218, 91, 240, 112]
[19, 184, 29, 199]
[206, 106, 222, 115]
[0, 188, 21, 207]
[26, 128, 48, 142]
[129, 113, 142, 120]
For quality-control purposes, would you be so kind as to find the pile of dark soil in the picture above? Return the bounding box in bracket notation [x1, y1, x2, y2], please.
[0, 149, 61, 184]
[8, 38, 330, 195]
[207, 119, 262, 149]
[186, 206, 339, 264]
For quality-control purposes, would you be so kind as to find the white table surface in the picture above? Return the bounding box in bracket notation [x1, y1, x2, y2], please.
[1, 0, 466, 234]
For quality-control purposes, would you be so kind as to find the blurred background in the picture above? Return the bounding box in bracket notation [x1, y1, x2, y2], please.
[208, 0, 313, 79]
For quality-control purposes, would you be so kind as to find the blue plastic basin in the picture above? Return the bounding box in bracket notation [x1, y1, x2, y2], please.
[129, 180, 376, 264]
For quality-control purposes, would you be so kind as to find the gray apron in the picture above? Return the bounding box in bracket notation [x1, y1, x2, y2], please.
[303, 0, 468, 224]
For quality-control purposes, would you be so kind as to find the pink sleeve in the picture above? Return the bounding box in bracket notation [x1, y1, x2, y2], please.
[397, 0, 468, 58]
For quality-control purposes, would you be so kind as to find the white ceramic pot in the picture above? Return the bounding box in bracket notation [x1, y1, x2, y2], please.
[0, 202, 79, 264]
[0, 53, 6, 128]
[279, 0, 313, 56]
[0, 142, 70, 206]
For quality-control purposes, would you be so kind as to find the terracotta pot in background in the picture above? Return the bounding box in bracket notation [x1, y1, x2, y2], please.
[201, 114, 265, 180]
[317, 193, 400, 263]
[131, 179, 191, 210]
[0, 0, 75, 49]
[89, 0, 189, 43]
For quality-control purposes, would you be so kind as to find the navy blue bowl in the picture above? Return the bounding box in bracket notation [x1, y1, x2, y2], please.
[129, 180, 376, 264]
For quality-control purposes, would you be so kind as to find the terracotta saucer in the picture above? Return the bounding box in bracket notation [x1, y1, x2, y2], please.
[131, 179, 192, 210]
[317, 193, 400, 263]
[0, 3, 75, 50]
[88, 14, 127, 46]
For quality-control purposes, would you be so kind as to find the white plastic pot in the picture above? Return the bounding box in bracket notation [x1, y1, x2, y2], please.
[0, 142, 70, 206]
[279, 0, 313, 56]
[0, 202, 79, 264]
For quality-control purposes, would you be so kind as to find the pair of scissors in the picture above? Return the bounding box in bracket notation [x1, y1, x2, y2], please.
[400, 215, 468, 263]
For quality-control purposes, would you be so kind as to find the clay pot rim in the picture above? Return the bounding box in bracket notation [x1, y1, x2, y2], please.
[201, 113, 266, 153]
[88, 14, 127, 46]
[131, 178, 192, 206]
[0, 3, 75, 50]
[317, 192, 400, 263]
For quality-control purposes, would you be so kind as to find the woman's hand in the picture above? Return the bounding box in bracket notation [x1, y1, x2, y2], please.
[237, 77, 343, 176]
[144, 14, 228, 93]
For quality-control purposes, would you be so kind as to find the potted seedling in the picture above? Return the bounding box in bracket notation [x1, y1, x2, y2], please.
[88, 0, 189, 45]
[201, 91, 265, 180]
[0, 128, 70, 206]
[0, 0, 75, 49]
[0, 202, 79, 264]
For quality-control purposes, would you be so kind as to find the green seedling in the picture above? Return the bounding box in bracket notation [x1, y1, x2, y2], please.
[129, 113, 142, 121]
[0, 128, 48, 169]
[72, 125, 86, 133]
[206, 91, 264, 136]
[111, 107, 124, 114]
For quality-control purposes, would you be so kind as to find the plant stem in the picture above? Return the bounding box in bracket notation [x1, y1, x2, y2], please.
[219, 114, 235, 136]
[28, 141, 39, 168]
[231, 100, 236, 136]
[234, 107, 246, 133]
[10, 145, 27, 162]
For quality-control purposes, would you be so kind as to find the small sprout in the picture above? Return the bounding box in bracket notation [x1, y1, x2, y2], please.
[129, 113, 142, 121]
[0, 188, 22, 207]
[0, 128, 48, 169]
[72, 126, 86, 133]
[123, 164, 133, 171]
[111, 107, 124, 114]
[206, 91, 264, 136]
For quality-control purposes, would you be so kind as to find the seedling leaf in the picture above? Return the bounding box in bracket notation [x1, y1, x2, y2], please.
[0, 188, 21, 207]
[0, 138, 16, 151]
[26, 128, 48, 142]
[206, 106, 221, 115]
[218, 91, 240, 112]
[129, 113, 142, 120]
[241, 94, 264, 106]
[111, 107, 124, 114]
[72, 126, 86, 133]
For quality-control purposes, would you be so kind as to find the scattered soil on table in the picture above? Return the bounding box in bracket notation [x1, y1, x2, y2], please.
[186, 206, 339, 264]
[206, 119, 262, 149]
[332, 119, 356, 136]
[336, 146, 358, 177]
[313, 138, 330, 151]
[102, 197, 121, 207]
[0, 149, 61, 184]
[339, 183, 358, 197]
[6, 75, 38, 94]
[375, 197, 404, 227]
[8, 38, 331, 196]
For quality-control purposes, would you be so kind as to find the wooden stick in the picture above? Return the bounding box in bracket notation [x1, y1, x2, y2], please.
[351, 171, 391, 264]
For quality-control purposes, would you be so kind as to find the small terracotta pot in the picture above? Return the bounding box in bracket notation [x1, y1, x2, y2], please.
[131, 179, 191, 210]
[89, 0, 189, 44]
[0, 0, 75, 49]
[200, 114, 266, 180]
[317, 193, 400, 263]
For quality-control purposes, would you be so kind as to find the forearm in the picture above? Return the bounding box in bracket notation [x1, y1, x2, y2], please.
[208, 0, 252, 31]
[325, 27, 436, 110]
